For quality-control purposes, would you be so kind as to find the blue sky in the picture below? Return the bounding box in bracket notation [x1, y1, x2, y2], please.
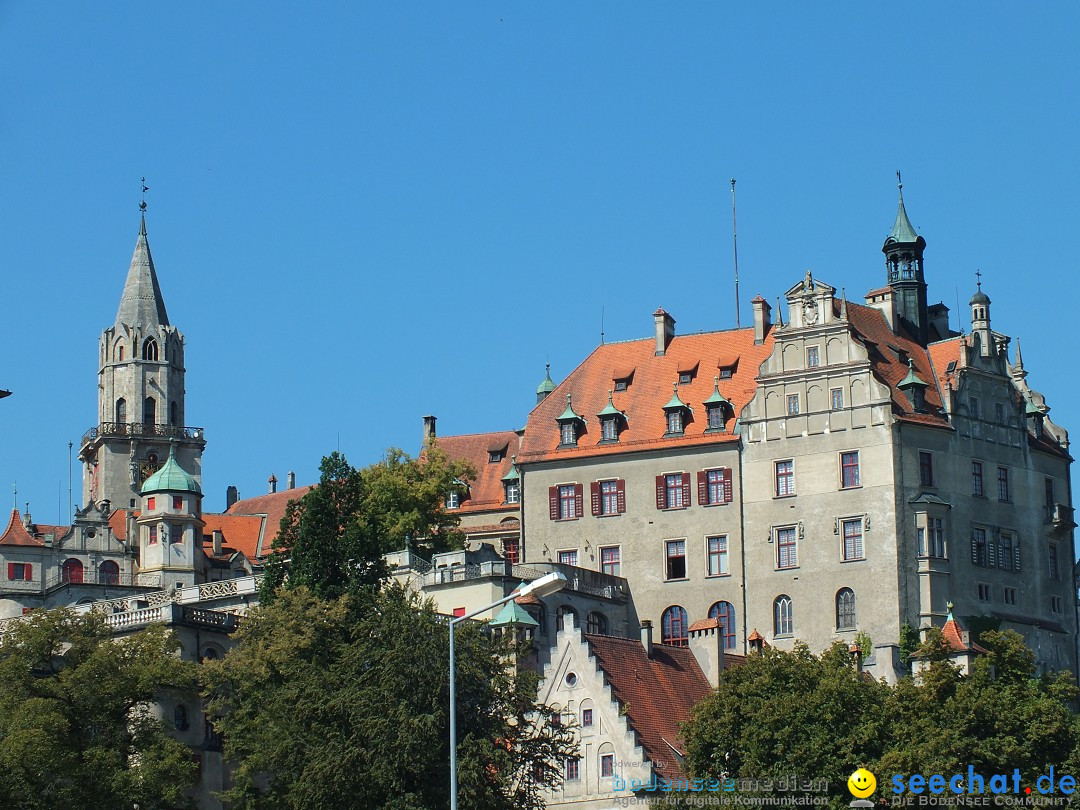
[1, 3, 1077, 517]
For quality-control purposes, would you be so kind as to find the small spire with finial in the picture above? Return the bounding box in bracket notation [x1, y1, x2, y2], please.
[946, 600, 955, 621]
[897, 169, 902, 190]
[975, 268, 982, 291]
[840, 287, 848, 320]
[775, 297, 785, 327]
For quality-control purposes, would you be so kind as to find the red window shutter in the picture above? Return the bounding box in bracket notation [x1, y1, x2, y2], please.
[590, 482, 601, 517]
[548, 487, 559, 521]
[723, 468, 733, 503]
[681, 473, 691, 506]
[697, 471, 708, 504]
[655, 476, 666, 510]
[24, 564, 32, 581]
[574, 484, 584, 518]
[615, 480, 626, 514]
[6, 563, 14, 580]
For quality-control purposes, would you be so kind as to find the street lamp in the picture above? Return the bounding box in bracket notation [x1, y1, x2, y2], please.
[449, 571, 567, 810]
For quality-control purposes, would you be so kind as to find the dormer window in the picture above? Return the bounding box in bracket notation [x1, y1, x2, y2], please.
[614, 380, 628, 392]
[501, 457, 521, 504]
[898, 359, 929, 413]
[556, 394, 586, 449]
[446, 491, 461, 510]
[612, 368, 634, 393]
[666, 410, 683, 434]
[596, 391, 626, 444]
[662, 382, 692, 438]
[703, 377, 733, 433]
[719, 368, 733, 379]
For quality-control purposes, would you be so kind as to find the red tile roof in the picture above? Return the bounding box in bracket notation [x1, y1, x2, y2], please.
[941, 617, 989, 655]
[927, 337, 963, 392]
[433, 431, 521, 516]
[585, 635, 712, 780]
[201, 513, 266, 561]
[225, 486, 314, 555]
[520, 328, 774, 462]
[0, 509, 44, 547]
[108, 508, 132, 540]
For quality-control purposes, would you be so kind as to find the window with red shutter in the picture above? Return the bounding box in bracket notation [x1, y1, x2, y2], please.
[615, 480, 626, 514]
[697, 471, 708, 504]
[549, 487, 559, 521]
[655, 476, 666, 510]
[590, 482, 601, 517]
[24, 564, 32, 581]
[681, 473, 691, 507]
[574, 484, 584, 518]
[6, 563, 14, 580]
[723, 468, 733, 503]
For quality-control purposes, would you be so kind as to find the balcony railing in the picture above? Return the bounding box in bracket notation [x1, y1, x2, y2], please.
[44, 570, 150, 592]
[81, 422, 205, 446]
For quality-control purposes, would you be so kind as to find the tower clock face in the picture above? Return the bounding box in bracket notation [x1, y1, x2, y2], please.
[803, 300, 819, 325]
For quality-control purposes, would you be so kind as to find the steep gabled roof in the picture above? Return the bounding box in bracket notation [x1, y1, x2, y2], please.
[585, 635, 712, 780]
[0, 509, 44, 547]
[225, 486, 314, 556]
[201, 513, 267, 561]
[520, 327, 773, 463]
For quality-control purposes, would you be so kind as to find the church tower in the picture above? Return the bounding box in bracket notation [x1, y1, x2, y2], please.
[883, 176, 929, 345]
[79, 215, 205, 511]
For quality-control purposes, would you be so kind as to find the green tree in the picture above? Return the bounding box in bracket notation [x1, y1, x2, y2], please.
[203, 585, 575, 810]
[261, 447, 475, 602]
[683, 642, 890, 806]
[0, 609, 198, 810]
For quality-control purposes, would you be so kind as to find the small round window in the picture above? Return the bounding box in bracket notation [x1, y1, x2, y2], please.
[565, 672, 577, 687]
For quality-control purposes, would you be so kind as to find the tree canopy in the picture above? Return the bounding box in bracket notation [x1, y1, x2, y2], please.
[203, 585, 575, 810]
[0, 609, 198, 810]
[260, 446, 475, 602]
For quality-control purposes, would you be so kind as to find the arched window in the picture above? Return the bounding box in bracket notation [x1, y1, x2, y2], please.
[142, 337, 159, 361]
[556, 605, 578, 632]
[174, 704, 189, 730]
[169, 401, 178, 426]
[143, 396, 156, 425]
[99, 560, 120, 585]
[661, 605, 689, 647]
[708, 601, 738, 651]
[586, 611, 607, 635]
[62, 559, 84, 584]
[114, 341, 125, 361]
[773, 595, 793, 636]
[115, 398, 127, 424]
[836, 588, 856, 630]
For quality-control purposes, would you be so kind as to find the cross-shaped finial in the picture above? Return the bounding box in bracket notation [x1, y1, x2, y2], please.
[975, 268, 982, 290]
[139, 177, 149, 213]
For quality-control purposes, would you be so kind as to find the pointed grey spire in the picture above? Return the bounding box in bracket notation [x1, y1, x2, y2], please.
[840, 287, 848, 320]
[887, 180, 920, 244]
[115, 215, 170, 327]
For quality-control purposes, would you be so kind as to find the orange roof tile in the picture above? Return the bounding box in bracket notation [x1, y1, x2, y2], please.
[585, 635, 711, 780]
[520, 328, 774, 462]
[107, 508, 133, 541]
[201, 514, 266, 561]
[927, 337, 963, 392]
[941, 617, 989, 655]
[434, 430, 521, 515]
[0, 509, 44, 547]
[687, 617, 719, 632]
[225, 486, 313, 554]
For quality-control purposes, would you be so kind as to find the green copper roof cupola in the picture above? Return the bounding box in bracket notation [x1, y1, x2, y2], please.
[703, 377, 733, 432]
[556, 394, 586, 448]
[663, 382, 692, 437]
[883, 172, 930, 346]
[141, 442, 201, 495]
[897, 358, 929, 412]
[597, 390, 626, 443]
[536, 363, 556, 404]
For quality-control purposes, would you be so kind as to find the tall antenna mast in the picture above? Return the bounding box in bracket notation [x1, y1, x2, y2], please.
[730, 178, 741, 329]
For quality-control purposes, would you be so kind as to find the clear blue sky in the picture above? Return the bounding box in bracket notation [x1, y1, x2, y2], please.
[1, 3, 1077, 517]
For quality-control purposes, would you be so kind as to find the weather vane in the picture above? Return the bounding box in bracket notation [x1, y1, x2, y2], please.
[896, 169, 902, 190]
[140, 177, 149, 213]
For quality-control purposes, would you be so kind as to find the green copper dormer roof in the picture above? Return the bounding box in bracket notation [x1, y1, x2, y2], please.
[1025, 398, 1042, 417]
[141, 444, 201, 495]
[556, 394, 585, 424]
[491, 598, 540, 628]
[597, 391, 625, 419]
[663, 382, 691, 412]
[501, 456, 520, 482]
[536, 363, 556, 396]
[886, 182, 921, 245]
[703, 378, 732, 408]
[897, 359, 927, 389]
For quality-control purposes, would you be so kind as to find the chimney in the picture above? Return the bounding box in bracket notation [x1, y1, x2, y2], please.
[212, 529, 223, 556]
[927, 303, 950, 340]
[225, 486, 238, 509]
[849, 642, 863, 675]
[268, 474, 277, 494]
[126, 510, 136, 546]
[689, 619, 726, 687]
[287, 471, 296, 490]
[422, 415, 437, 448]
[751, 296, 772, 344]
[640, 620, 653, 658]
[653, 308, 675, 356]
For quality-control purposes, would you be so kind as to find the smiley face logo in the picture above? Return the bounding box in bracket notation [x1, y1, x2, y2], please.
[848, 768, 876, 798]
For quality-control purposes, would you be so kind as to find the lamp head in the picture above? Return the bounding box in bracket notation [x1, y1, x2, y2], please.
[518, 571, 568, 599]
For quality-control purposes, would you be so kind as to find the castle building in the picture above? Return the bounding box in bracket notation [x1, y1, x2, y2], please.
[514, 185, 1076, 681]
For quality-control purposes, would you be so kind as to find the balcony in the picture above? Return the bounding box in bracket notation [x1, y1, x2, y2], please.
[1050, 503, 1076, 530]
[81, 422, 205, 447]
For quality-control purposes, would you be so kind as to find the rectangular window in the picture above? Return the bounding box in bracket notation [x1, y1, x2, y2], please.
[452, 607, 466, 618]
[600, 753, 615, 778]
[558, 485, 579, 520]
[970, 397, 980, 419]
[707, 535, 728, 576]
[505, 480, 520, 504]
[707, 405, 724, 430]
[999, 532, 1014, 571]
[919, 452, 934, 487]
[147, 497, 156, 511]
[719, 368, 733, 379]
[581, 708, 593, 727]
[842, 518, 864, 561]
[994, 402, 1005, 423]
[978, 583, 991, 602]
[601, 417, 618, 441]
[840, 451, 860, 489]
[997, 467, 1010, 502]
[928, 518, 946, 558]
[8, 562, 32, 581]
[1049, 543, 1059, 580]
[560, 423, 576, 447]
[700, 468, 731, 506]
[831, 387, 844, 411]
[775, 460, 795, 497]
[558, 550, 578, 566]
[169, 524, 183, 544]
[600, 480, 619, 515]
[776, 527, 798, 569]
[972, 527, 988, 567]
[972, 462, 984, 496]
[666, 540, 687, 580]
[1052, 596, 1063, 614]
[1004, 587, 1016, 606]
[666, 410, 684, 435]
[149, 525, 158, 544]
[787, 394, 800, 415]
[446, 491, 460, 509]
[1045, 478, 1055, 510]
[665, 474, 686, 509]
[565, 758, 580, 781]
[600, 546, 620, 576]
[502, 537, 519, 565]
[172, 495, 183, 510]
[806, 346, 820, 368]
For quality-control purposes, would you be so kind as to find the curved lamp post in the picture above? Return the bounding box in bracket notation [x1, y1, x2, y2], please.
[449, 571, 567, 810]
